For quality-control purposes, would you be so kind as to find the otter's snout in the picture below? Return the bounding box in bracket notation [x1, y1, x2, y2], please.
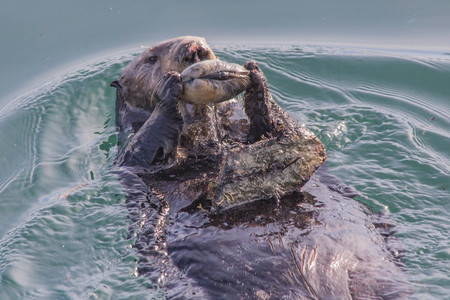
[186, 44, 210, 63]
[177, 41, 216, 67]
[180, 60, 250, 104]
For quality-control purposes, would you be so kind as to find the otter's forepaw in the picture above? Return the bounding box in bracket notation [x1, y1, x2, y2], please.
[156, 71, 183, 106]
[244, 61, 268, 94]
[118, 72, 184, 169]
[243, 61, 274, 142]
[244, 60, 260, 72]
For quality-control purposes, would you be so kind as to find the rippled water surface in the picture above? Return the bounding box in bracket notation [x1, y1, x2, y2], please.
[0, 45, 449, 299]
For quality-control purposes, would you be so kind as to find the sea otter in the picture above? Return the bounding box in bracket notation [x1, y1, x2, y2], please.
[110, 36, 409, 299]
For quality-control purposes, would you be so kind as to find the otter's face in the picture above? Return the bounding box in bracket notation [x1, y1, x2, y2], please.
[119, 36, 216, 111]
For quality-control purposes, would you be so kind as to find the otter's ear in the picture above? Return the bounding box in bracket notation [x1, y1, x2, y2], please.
[110, 80, 122, 89]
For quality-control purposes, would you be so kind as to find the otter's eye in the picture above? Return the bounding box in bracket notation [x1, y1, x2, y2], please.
[148, 56, 158, 64]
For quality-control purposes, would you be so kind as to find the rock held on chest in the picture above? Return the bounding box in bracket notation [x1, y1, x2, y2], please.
[209, 133, 327, 211]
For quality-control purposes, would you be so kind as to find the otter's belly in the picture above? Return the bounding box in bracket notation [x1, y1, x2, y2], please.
[133, 167, 409, 299]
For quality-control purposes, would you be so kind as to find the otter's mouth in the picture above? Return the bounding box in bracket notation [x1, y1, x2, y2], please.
[180, 60, 250, 104]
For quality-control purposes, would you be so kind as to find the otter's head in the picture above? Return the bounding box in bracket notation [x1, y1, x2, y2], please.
[118, 36, 217, 111]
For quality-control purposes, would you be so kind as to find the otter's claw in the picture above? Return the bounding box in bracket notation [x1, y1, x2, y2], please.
[244, 60, 259, 71]
[156, 71, 183, 106]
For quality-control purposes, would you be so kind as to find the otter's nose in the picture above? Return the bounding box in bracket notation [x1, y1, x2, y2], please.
[196, 45, 209, 60]
[187, 44, 210, 63]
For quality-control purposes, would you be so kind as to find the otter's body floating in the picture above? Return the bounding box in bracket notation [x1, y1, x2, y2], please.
[109, 36, 409, 299]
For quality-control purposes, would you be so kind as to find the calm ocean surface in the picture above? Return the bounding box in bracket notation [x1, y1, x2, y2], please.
[0, 44, 448, 300]
[0, 2, 449, 299]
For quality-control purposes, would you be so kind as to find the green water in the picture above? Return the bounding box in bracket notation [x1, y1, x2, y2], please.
[0, 45, 448, 299]
[1, 1, 450, 298]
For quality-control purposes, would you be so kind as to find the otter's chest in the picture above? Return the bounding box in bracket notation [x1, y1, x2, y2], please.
[178, 100, 250, 152]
